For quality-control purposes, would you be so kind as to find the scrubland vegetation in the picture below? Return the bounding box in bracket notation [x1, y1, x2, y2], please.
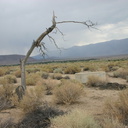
[0, 59, 128, 127]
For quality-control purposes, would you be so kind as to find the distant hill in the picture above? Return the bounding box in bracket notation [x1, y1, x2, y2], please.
[0, 54, 35, 65]
[33, 38, 128, 59]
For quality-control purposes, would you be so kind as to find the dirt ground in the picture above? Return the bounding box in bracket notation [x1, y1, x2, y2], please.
[0, 72, 128, 124]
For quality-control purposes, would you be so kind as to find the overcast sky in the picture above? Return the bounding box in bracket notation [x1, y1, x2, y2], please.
[0, 0, 128, 56]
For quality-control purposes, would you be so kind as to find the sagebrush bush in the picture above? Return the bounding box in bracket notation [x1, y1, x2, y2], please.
[14, 70, 21, 78]
[17, 86, 44, 113]
[86, 75, 106, 87]
[104, 89, 128, 125]
[113, 69, 128, 79]
[64, 65, 81, 74]
[100, 117, 125, 128]
[53, 80, 83, 104]
[26, 73, 41, 86]
[41, 72, 49, 79]
[51, 73, 63, 80]
[0, 75, 17, 85]
[43, 79, 58, 95]
[53, 68, 63, 74]
[0, 84, 15, 111]
[0, 68, 5, 76]
[51, 109, 101, 128]
[26, 68, 40, 73]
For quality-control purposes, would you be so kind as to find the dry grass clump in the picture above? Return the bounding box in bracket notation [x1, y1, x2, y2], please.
[26, 68, 40, 73]
[16, 86, 44, 113]
[0, 84, 15, 111]
[100, 117, 125, 128]
[53, 68, 63, 74]
[53, 80, 83, 104]
[0, 75, 17, 85]
[0, 118, 16, 128]
[41, 72, 49, 79]
[44, 80, 59, 95]
[113, 68, 128, 79]
[26, 73, 41, 86]
[0, 68, 6, 76]
[104, 89, 128, 125]
[51, 109, 101, 128]
[86, 75, 106, 87]
[51, 73, 63, 80]
[14, 70, 21, 78]
[83, 65, 97, 72]
[64, 65, 81, 74]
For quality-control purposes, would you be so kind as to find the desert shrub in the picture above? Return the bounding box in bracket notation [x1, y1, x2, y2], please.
[0, 84, 15, 111]
[51, 109, 101, 128]
[0, 118, 17, 128]
[26, 73, 40, 86]
[64, 65, 81, 74]
[126, 76, 128, 82]
[113, 69, 128, 79]
[53, 68, 63, 74]
[0, 75, 17, 85]
[104, 89, 128, 125]
[83, 65, 97, 72]
[36, 79, 59, 95]
[83, 66, 90, 71]
[51, 73, 63, 80]
[26, 68, 40, 73]
[100, 117, 125, 128]
[41, 65, 54, 73]
[63, 75, 70, 79]
[17, 86, 44, 113]
[0, 68, 6, 76]
[14, 70, 21, 78]
[86, 75, 106, 87]
[53, 80, 83, 104]
[106, 63, 118, 71]
[41, 72, 49, 79]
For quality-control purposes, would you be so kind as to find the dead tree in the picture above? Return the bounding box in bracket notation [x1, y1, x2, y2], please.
[17, 12, 96, 100]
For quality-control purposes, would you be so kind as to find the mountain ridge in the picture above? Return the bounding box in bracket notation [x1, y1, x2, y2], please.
[0, 54, 35, 65]
[33, 38, 128, 59]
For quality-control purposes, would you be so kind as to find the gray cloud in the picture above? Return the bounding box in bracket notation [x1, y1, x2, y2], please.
[0, 0, 128, 55]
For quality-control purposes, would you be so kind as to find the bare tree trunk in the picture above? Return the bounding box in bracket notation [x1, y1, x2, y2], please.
[15, 14, 57, 101]
[15, 12, 96, 101]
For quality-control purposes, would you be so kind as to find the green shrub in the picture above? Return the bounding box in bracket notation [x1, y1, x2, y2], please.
[53, 80, 83, 104]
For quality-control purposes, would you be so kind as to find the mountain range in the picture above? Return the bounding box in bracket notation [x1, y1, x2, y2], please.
[0, 38, 128, 65]
[0, 55, 35, 65]
[33, 38, 128, 59]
